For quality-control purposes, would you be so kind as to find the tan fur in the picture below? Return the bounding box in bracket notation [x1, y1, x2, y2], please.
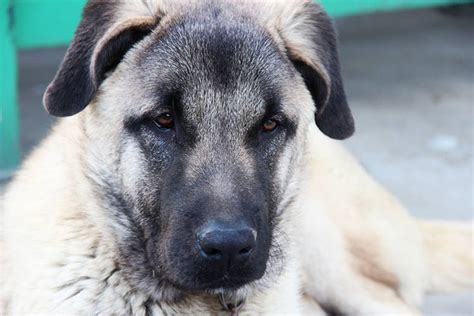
[3, 122, 471, 315]
[348, 235, 400, 290]
[2, 0, 472, 315]
[91, 16, 158, 75]
[418, 220, 474, 292]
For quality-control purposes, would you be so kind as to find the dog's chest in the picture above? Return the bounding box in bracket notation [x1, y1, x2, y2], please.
[49, 252, 228, 315]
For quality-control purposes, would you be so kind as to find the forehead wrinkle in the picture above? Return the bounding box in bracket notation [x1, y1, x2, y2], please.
[151, 7, 289, 83]
[181, 39, 285, 143]
[134, 6, 294, 141]
[183, 83, 266, 142]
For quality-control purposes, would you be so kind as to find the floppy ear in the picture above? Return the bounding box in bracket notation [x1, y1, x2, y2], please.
[282, 3, 354, 139]
[43, 2, 158, 117]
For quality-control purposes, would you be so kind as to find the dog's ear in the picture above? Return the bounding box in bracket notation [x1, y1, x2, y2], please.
[282, 3, 354, 139]
[43, 2, 158, 117]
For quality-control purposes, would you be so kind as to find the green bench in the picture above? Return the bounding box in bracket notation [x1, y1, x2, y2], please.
[1, 0, 471, 176]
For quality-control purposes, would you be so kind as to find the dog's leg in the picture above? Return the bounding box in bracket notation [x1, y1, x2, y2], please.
[296, 126, 424, 315]
[418, 220, 474, 292]
[299, 126, 473, 315]
[295, 197, 420, 316]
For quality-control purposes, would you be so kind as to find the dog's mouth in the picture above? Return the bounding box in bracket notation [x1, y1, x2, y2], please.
[165, 273, 257, 293]
[208, 286, 249, 315]
[218, 292, 246, 315]
[157, 277, 250, 314]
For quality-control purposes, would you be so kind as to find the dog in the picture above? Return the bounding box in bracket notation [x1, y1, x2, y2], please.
[2, 0, 472, 315]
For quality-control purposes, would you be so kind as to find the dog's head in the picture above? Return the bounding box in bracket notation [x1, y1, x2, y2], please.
[44, 0, 353, 303]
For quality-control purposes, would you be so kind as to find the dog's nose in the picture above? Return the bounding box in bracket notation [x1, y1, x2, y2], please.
[197, 225, 256, 266]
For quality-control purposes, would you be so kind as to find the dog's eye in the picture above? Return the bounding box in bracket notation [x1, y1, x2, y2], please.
[262, 119, 278, 132]
[153, 113, 174, 129]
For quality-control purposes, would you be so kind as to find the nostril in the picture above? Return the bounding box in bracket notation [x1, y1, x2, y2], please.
[202, 247, 222, 257]
[239, 246, 253, 256]
[197, 235, 222, 258]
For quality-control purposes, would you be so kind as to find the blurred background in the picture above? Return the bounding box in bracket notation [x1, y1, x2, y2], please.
[0, 1, 473, 314]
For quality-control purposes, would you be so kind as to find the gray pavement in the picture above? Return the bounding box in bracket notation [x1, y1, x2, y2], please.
[1, 7, 473, 315]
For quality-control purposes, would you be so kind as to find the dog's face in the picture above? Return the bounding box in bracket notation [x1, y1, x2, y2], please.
[111, 14, 308, 293]
[44, 0, 353, 303]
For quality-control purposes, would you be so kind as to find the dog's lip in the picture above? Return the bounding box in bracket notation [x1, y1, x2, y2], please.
[165, 274, 256, 292]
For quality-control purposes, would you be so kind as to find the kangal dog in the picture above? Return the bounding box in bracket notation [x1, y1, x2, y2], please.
[2, 0, 472, 315]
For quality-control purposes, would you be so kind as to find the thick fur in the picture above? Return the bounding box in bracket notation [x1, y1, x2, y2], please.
[418, 220, 473, 292]
[1, 0, 472, 315]
[3, 122, 472, 315]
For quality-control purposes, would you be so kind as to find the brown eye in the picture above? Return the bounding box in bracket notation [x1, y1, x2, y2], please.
[262, 119, 278, 132]
[154, 113, 174, 129]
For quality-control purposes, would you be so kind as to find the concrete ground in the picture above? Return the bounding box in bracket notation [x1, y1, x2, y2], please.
[337, 9, 474, 315]
[1, 6, 472, 315]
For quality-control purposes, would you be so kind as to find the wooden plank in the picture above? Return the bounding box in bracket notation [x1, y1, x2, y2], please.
[14, 0, 473, 48]
[15, 0, 86, 49]
[321, 0, 473, 16]
[2, 0, 471, 175]
[0, 0, 19, 176]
